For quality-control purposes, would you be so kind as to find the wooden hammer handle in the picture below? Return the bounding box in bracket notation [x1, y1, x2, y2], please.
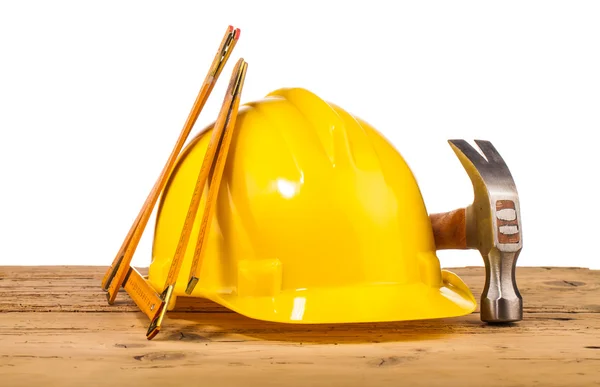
[429, 208, 467, 250]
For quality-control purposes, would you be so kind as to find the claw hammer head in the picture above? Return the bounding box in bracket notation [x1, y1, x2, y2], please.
[448, 139, 523, 323]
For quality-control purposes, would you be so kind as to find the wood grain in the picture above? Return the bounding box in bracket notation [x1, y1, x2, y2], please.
[1, 266, 599, 386]
[429, 208, 467, 249]
[496, 199, 521, 244]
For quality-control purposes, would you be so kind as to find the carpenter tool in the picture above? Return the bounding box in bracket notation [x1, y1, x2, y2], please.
[185, 59, 248, 295]
[101, 26, 240, 304]
[429, 140, 523, 323]
[146, 58, 248, 340]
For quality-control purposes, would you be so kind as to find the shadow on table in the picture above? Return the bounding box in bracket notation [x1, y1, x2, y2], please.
[141, 311, 479, 345]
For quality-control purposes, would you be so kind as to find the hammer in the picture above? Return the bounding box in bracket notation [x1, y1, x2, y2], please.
[429, 140, 523, 323]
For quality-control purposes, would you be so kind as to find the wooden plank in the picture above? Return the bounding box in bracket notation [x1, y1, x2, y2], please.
[1, 266, 599, 314]
[1, 312, 599, 386]
[0, 266, 599, 386]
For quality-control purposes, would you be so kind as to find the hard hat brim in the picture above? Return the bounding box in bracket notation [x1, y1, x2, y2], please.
[195, 269, 476, 324]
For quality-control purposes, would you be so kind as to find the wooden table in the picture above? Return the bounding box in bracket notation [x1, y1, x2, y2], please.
[1, 266, 599, 386]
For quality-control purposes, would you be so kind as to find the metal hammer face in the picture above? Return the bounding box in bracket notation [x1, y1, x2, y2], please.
[449, 139, 523, 323]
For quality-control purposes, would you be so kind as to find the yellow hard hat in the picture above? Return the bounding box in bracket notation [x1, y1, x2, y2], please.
[148, 87, 476, 323]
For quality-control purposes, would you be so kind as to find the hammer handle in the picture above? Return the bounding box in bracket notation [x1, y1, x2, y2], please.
[429, 208, 467, 250]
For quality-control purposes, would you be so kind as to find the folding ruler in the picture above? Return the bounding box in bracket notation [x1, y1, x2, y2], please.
[100, 26, 248, 339]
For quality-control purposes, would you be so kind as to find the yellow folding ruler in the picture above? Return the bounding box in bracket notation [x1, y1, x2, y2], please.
[100, 26, 247, 339]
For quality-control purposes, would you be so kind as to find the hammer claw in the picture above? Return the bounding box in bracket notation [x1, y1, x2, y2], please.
[448, 139, 488, 169]
[450, 139, 517, 190]
[473, 140, 505, 165]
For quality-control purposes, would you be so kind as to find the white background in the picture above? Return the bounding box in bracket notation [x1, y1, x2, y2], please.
[0, 1, 598, 269]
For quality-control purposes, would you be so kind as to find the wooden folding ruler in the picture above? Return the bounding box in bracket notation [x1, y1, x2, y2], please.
[147, 58, 248, 339]
[99, 26, 244, 339]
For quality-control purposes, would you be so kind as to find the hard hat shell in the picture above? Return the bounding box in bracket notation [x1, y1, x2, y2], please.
[148, 88, 476, 323]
